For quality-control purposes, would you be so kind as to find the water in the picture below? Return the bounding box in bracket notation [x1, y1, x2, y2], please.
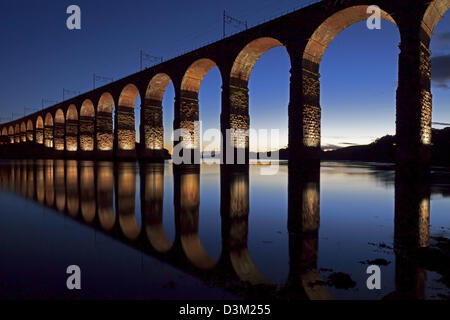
[0, 159, 449, 300]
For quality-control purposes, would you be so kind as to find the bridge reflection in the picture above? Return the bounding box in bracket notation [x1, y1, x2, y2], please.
[0, 160, 434, 299]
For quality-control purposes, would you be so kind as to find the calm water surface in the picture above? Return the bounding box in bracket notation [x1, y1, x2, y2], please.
[0, 160, 449, 300]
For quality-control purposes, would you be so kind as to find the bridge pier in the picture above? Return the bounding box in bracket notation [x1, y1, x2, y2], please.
[65, 119, 78, 154]
[288, 59, 321, 166]
[139, 99, 166, 161]
[114, 106, 136, 160]
[96, 111, 114, 157]
[79, 115, 95, 152]
[44, 125, 53, 148]
[54, 122, 65, 151]
[396, 32, 433, 169]
[221, 77, 250, 165]
[173, 90, 200, 164]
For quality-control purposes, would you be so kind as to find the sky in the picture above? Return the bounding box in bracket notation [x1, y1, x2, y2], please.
[0, 0, 449, 152]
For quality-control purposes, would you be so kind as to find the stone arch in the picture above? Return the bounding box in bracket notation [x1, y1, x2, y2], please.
[228, 37, 286, 154]
[66, 104, 78, 121]
[177, 59, 220, 151]
[55, 109, 65, 124]
[1, 127, 7, 136]
[26, 119, 33, 142]
[118, 83, 140, 108]
[65, 105, 78, 152]
[80, 100, 95, 117]
[422, 0, 450, 38]
[178, 171, 217, 270]
[14, 124, 20, 143]
[117, 84, 140, 151]
[44, 113, 54, 148]
[45, 113, 54, 126]
[98, 92, 115, 113]
[54, 109, 65, 150]
[8, 126, 14, 143]
[36, 116, 44, 144]
[181, 59, 217, 92]
[20, 122, 26, 142]
[293, 5, 398, 159]
[303, 6, 396, 67]
[36, 116, 44, 129]
[80, 100, 95, 151]
[231, 37, 284, 82]
[96, 93, 114, 151]
[142, 73, 173, 150]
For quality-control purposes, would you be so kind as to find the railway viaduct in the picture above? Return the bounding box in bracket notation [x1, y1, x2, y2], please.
[0, 0, 449, 166]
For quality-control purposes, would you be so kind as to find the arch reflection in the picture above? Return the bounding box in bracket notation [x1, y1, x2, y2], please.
[80, 161, 96, 223]
[66, 160, 79, 217]
[174, 165, 216, 270]
[286, 164, 331, 300]
[141, 163, 172, 253]
[97, 162, 115, 231]
[220, 165, 268, 285]
[392, 169, 431, 299]
[55, 160, 66, 212]
[115, 162, 140, 240]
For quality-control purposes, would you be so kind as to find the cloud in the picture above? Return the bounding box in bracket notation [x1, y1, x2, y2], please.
[432, 122, 450, 126]
[431, 54, 450, 89]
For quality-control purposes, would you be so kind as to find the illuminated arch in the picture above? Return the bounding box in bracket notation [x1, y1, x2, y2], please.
[65, 105, 78, 152]
[118, 84, 139, 108]
[1, 127, 7, 136]
[298, 5, 398, 150]
[117, 84, 139, 151]
[8, 126, 14, 143]
[14, 124, 20, 143]
[26, 119, 33, 141]
[80, 100, 95, 117]
[422, 0, 450, 38]
[141, 73, 173, 150]
[178, 59, 221, 151]
[80, 100, 95, 151]
[181, 58, 218, 92]
[228, 37, 287, 151]
[303, 6, 397, 67]
[96, 93, 114, 152]
[98, 92, 114, 113]
[231, 37, 284, 82]
[36, 116, 44, 129]
[146, 73, 172, 101]
[55, 109, 65, 124]
[20, 122, 26, 142]
[44, 113, 54, 148]
[54, 109, 65, 150]
[44, 113, 53, 126]
[66, 104, 78, 121]
[26, 120, 33, 131]
[35, 116, 44, 144]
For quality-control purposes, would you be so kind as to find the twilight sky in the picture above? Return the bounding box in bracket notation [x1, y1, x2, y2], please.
[0, 0, 449, 152]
